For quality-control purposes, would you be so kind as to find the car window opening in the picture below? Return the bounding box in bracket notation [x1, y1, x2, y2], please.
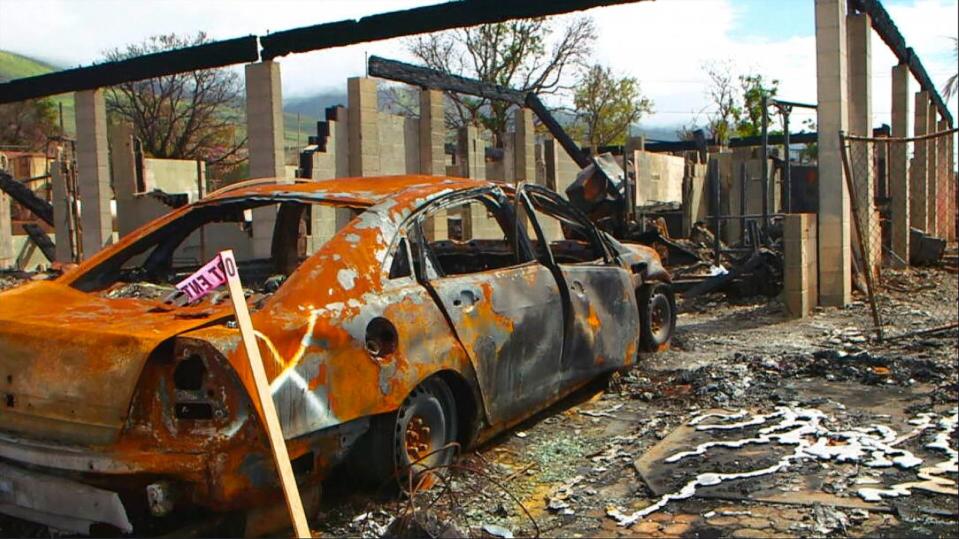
[521, 191, 606, 265]
[419, 197, 529, 278]
[71, 199, 362, 307]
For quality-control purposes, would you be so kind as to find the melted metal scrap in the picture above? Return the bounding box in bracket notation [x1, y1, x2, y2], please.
[608, 407, 959, 527]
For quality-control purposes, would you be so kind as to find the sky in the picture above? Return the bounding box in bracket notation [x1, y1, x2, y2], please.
[0, 0, 956, 133]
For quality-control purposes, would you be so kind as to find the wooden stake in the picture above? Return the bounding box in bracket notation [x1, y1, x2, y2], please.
[221, 250, 311, 538]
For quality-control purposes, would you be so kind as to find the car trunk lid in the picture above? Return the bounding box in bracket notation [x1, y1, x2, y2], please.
[0, 281, 230, 445]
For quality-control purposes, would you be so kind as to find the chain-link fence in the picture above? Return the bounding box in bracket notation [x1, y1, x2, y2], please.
[840, 128, 958, 341]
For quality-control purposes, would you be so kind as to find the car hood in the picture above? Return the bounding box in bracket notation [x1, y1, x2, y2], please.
[0, 281, 231, 445]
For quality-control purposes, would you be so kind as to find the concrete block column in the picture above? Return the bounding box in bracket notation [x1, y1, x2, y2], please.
[348, 77, 380, 177]
[513, 108, 536, 183]
[926, 108, 939, 235]
[420, 89, 447, 241]
[457, 126, 497, 239]
[889, 64, 910, 267]
[911, 91, 930, 233]
[948, 128, 956, 241]
[245, 61, 288, 259]
[419, 89, 446, 175]
[783, 213, 818, 318]
[815, 0, 851, 306]
[0, 189, 11, 269]
[846, 12, 878, 275]
[50, 161, 73, 263]
[109, 122, 139, 237]
[75, 89, 112, 258]
[935, 118, 948, 238]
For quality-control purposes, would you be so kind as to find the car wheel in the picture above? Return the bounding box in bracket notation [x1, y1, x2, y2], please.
[354, 377, 458, 490]
[639, 283, 676, 352]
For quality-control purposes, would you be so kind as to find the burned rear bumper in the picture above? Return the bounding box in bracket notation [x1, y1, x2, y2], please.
[0, 461, 132, 534]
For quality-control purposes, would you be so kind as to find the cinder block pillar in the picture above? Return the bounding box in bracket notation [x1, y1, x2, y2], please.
[815, 0, 851, 306]
[50, 162, 73, 263]
[926, 108, 939, 235]
[348, 77, 380, 177]
[420, 89, 447, 240]
[783, 213, 818, 318]
[846, 12, 878, 274]
[0, 189, 12, 269]
[935, 118, 948, 238]
[457, 126, 497, 239]
[513, 108, 536, 183]
[889, 63, 910, 267]
[109, 122, 139, 238]
[911, 91, 930, 234]
[245, 61, 288, 259]
[948, 127, 956, 242]
[75, 89, 112, 258]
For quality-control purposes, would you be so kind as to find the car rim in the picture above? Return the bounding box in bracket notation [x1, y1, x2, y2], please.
[405, 414, 433, 463]
[650, 294, 670, 342]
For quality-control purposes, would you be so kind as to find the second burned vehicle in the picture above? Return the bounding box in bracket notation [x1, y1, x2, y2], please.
[0, 176, 674, 535]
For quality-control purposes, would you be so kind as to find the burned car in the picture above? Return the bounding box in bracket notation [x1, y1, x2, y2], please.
[0, 176, 674, 535]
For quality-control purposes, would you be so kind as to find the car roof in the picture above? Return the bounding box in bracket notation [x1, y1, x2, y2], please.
[202, 175, 493, 207]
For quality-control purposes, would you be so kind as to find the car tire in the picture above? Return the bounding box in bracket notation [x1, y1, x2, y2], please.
[638, 283, 676, 352]
[355, 377, 458, 490]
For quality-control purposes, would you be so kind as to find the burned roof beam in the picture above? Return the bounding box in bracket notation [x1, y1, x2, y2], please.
[369, 55, 591, 168]
[0, 37, 260, 105]
[261, 0, 649, 60]
[0, 171, 54, 226]
[847, 0, 952, 125]
[638, 132, 818, 153]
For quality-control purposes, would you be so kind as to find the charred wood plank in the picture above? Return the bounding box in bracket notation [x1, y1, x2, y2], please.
[0, 171, 54, 226]
[261, 0, 649, 60]
[369, 55, 591, 168]
[0, 37, 260, 104]
[22, 223, 56, 262]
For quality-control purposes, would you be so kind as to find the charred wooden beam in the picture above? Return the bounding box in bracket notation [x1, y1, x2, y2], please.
[0, 171, 53, 226]
[0, 36, 260, 105]
[848, 0, 952, 125]
[369, 55, 592, 168]
[261, 0, 649, 60]
[641, 132, 818, 153]
[22, 223, 56, 262]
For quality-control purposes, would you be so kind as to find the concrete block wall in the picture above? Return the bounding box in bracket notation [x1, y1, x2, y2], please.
[246, 61, 287, 260]
[783, 213, 818, 318]
[633, 151, 685, 206]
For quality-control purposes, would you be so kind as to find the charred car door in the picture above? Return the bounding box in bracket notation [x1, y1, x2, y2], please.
[409, 189, 565, 424]
[518, 184, 639, 386]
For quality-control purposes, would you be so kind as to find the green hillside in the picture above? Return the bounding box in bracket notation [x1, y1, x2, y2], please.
[0, 50, 76, 137]
[0, 50, 57, 82]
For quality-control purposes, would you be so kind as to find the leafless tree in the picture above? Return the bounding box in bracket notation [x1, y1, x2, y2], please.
[703, 60, 741, 146]
[0, 98, 58, 151]
[103, 33, 245, 165]
[407, 17, 596, 145]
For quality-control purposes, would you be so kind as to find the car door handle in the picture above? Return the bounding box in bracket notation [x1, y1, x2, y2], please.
[452, 289, 479, 307]
[570, 280, 586, 296]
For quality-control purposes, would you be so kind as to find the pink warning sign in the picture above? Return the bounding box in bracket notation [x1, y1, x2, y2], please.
[175, 255, 228, 302]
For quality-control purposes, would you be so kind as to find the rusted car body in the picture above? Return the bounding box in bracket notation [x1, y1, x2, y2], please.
[0, 176, 671, 535]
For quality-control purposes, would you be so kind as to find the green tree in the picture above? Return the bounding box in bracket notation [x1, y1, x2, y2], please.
[103, 33, 245, 165]
[735, 73, 779, 137]
[408, 17, 596, 145]
[572, 64, 652, 151]
[0, 98, 59, 151]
